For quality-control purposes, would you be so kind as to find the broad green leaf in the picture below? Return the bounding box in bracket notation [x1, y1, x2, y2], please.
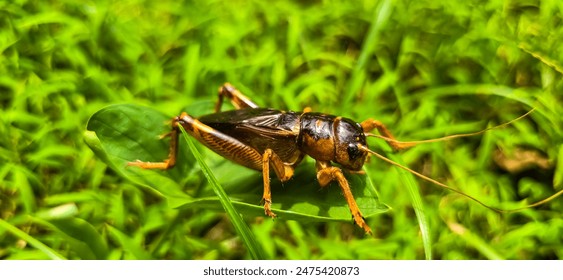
[85, 104, 389, 223]
[85, 104, 194, 203]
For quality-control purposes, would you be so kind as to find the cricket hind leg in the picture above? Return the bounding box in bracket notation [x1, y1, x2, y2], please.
[130, 112, 266, 172]
[315, 161, 372, 234]
[127, 115, 182, 169]
[215, 83, 259, 112]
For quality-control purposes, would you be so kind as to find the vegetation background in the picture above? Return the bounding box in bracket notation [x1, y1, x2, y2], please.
[1, 0, 562, 259]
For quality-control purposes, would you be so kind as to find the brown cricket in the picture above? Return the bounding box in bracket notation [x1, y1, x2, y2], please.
[128, 83, 558, 234]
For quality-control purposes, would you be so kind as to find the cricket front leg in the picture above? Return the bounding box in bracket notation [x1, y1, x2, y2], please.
[315, 161, 372, 234]
[215, 83, 259, 112]
[261, 148, 296, 218]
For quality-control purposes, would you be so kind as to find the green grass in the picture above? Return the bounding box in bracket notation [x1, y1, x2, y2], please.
[1, 0, 562, 259]
[179, 125, 267, 260]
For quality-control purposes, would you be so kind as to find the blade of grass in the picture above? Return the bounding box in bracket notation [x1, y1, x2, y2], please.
[178, 125, 267, 260]
[30, 216, 109, 259]
[447, 222, 504, 260]
[554, 145, 563, 188]
[0, 218, 66, 260]
[343, 0, 393, 111]
[411, 84, 537, 109]
[106, 225, 152, 260]
[387, 154, 432, 260]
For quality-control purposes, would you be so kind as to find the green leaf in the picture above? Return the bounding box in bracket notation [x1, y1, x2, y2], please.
[554, 145, 563, 188]
[0, 219, 66, 260]
[31, 216, 109, 259]
[85, 104, 389, 223]
[85, 104, 194, 203]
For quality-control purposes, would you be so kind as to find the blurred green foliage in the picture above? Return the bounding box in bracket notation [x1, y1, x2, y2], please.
[0, 0, 562, 259]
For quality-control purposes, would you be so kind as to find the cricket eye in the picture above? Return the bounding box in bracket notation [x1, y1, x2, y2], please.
[347, 144, 362, 160]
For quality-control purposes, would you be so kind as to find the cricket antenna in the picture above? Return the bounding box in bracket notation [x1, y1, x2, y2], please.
[365, 108, 535, 148]
[357, 144, 563, 212]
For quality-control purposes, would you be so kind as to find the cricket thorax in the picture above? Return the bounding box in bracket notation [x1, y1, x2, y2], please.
[297, 113, 368, 170]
